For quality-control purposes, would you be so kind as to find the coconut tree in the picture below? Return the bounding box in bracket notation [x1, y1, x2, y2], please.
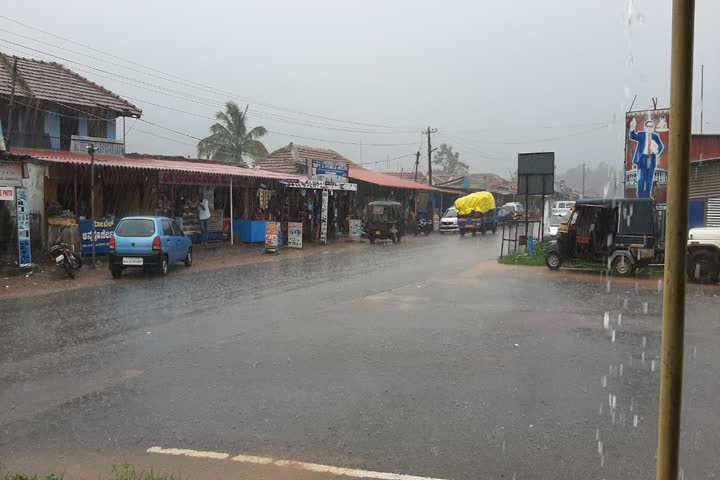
[197, 101, 268, 163]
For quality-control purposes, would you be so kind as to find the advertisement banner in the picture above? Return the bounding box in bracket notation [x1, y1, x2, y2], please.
[79, 218, 119, 256]
[309, 159, 349, 183]
[625, 109, 670, 204]
[265, 221, 279, 252]
[349, 219, 362, 241]
[288, 222, 303, 249]
[16, 187, 31, 267]
[320, 190, 329, 244]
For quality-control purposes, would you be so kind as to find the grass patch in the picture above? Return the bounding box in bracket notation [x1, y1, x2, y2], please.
[1, 465, 181, 480]
[498, 244, 548, 266]
[498, 245, 666, 276]
[110, 464, 182, 480]
[2, 475, 63, 480]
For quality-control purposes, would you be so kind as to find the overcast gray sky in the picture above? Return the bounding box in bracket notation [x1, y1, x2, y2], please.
[2, 0, 718, 175]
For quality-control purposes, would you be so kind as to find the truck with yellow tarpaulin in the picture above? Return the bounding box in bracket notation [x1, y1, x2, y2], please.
[454, 191, 498, 236]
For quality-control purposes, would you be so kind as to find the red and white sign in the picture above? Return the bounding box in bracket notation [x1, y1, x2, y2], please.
[0, 186, 14, 201]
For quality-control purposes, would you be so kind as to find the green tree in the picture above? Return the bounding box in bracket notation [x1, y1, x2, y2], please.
[197, 101, 268, 163]
[432, 143, 469, 174]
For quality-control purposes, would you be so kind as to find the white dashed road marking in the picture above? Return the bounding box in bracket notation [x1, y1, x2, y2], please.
[148, 446, 449, 480]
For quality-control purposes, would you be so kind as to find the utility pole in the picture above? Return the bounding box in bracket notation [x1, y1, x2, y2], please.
[582, 162, 586, 198]
[6, 56, 18, 151]
[423, 127, 437, 186]
[700, 64, 704, 134]
[414, 151, 420, 183]
[656, 1, 694, 479]
[87, 144, 98, 268]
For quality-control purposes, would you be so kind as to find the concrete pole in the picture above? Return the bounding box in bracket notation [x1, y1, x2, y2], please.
[230, 177, 234, 245]
[656, 1, 695, 479]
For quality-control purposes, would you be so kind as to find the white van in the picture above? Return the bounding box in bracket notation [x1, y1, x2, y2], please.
[551, 200, 575, 216]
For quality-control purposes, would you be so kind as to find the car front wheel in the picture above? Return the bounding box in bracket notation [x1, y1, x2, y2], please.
[185, 249, 193, 267]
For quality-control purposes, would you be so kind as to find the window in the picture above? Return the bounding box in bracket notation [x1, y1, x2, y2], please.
[170, 221, 183, 236]
[161, 219, 173, 236]
[115, 219, 155, 237]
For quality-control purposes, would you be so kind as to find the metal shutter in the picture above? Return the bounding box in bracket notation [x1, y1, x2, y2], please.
[706, 198, 720, 227]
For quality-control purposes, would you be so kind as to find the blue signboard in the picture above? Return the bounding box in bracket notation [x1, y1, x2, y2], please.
[79, 218, 119, 256]
[15, 187, 31, 267]
[310, 159, 349, 182]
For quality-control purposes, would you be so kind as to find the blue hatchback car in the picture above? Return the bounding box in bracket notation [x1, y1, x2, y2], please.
[108, 216, 193, 277]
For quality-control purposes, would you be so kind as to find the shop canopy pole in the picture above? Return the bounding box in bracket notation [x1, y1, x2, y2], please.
[230, 176, 234, 245]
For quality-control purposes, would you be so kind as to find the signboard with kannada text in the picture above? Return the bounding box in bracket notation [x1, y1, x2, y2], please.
[79, 218, 119, 256]
[309, 159, 349, 183]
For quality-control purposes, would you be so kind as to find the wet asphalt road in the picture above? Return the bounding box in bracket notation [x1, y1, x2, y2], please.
[1, 232, 720, 480]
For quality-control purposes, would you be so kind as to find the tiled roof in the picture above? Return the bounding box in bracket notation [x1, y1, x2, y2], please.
[14, 149, 301, 180]
[385, 171, 429, 185]
[433, 172, 512, 191]
[349, 168, 442, 192]
[0, 53, 141, 117]
[254, 142, 358, 174]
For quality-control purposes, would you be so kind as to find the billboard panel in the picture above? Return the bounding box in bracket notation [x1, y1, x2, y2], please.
[518, 152, 554, 195]
[625, 109, 669, 204]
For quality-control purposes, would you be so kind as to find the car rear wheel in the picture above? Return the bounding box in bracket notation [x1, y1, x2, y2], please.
[545, 252, 562, 271]
[184, 249, 193, 267]
[110, 265, 122, 278]
[159, 255, 169, 276]
[688, 251, 719, 283]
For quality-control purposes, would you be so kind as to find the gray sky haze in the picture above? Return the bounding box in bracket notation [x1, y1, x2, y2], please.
[2, 0, 718, 175]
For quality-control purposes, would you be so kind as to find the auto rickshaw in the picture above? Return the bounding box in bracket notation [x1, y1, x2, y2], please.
[544, 198, 663, 276]
[366, 200, 404, 244]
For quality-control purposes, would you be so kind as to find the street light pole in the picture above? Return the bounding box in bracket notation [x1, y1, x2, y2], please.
[87, 144, 98, 268]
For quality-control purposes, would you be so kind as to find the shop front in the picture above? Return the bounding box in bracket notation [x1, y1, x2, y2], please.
[17, 149, 302, 255]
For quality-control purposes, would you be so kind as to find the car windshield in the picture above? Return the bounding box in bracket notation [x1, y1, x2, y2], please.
[548, 214, 567, 226]
[115, 219, 155, 237]
[1, 4, 710, 480]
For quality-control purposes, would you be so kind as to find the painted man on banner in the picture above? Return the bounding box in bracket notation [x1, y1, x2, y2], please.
[628, 118, 664, 198]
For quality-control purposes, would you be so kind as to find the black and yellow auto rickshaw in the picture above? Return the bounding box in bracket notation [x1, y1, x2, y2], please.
[545, 198, 663, 276]
[366, 201, 404, 244]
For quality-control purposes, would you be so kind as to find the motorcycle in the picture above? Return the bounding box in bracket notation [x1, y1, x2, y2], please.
[49, 227, 82, 278]
[416, 217, 434, 235]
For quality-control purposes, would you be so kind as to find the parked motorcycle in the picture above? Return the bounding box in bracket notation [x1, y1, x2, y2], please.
[49, 227, 82, 278]
[416, 218, 434, 235]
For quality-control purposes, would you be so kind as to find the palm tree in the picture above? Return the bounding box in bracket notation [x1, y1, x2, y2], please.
[197, 101, 268, 163]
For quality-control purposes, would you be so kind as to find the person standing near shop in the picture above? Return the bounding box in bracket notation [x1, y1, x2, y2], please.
[197, 191, 211, 244]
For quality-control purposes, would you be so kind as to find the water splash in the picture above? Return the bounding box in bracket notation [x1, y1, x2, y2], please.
[617, 313, 622, 326]
[642, 336, 647, 348]
[601, 375, 607, 388]
[693, 345, 697, 361]
[598, 440, 603, 455]
[604, 312, 610, 330]
[596, 428, 600, 440]
[633, 414, 639, 427]
[599, 402, 604, 415]
[651, 359, 656, 372]
[657, 279, 663, 293]
[619, 363, 624, 376]
[502, 440, 506, 455]
[600, 454, 605, 468]
[642, 352, 646, 364]
[642, 302, 649, 314]
[612, 330, 616, 342]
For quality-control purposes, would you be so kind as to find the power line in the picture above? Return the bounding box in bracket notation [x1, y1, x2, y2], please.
[0, 16, 417, 132]
[0, 40, 420, 138]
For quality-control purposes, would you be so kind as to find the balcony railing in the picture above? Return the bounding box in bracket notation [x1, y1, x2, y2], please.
[8, 133, 125, 156]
